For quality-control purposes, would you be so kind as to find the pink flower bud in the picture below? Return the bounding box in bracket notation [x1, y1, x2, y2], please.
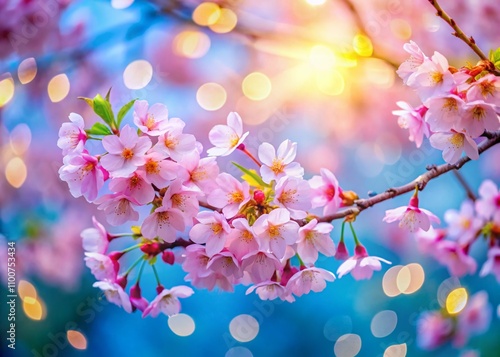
[354, 244, 368, 258]
[116, 275, 128, 289]
[253, 190, 265, 205]
[162, 250, 175, 265]
[334, 241, 349, 260]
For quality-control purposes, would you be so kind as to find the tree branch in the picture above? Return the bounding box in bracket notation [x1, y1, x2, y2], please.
[452, 170, 476, 201]
[317, 131, 500, 223]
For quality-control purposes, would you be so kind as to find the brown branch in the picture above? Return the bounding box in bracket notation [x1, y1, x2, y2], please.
[428, 0, 489, 61]
[452, 170, 476, 201]
[317, 130, 500, 222]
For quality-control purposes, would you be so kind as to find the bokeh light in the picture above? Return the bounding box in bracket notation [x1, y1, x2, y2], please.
[173, 31, 211, 59]
[446, 287, 468, 315]
[315, 69, 345, 96]
[209, 8, 238, 33]
[67, 330, 88, 350]
[334, 333, 362, 357]
[168, 313, 196, 336]
[437, 277, 462, 307]
[383, 343, 407, 357]
[196, 82, 227, 111]
[9, 123, 32, 156]
[0, 76, 15, 107]
[382, 265, 404, 297]
[5, 157, 28, 188]
[193, 2, 221, 26]
[401, 263, 425, 294]
[111, 0, 134, 9]
[309, 45, 336, 70]
[18, 57, 37, 84]
[18, 280, 37, 302]
[390, 19, 412, 40]
[229, 314, 259, 342]
[47, 74, 70, 102]
[352, 34, 373, 57]
[23, 298, 44, 320]
[123, 60, 153, 90]
[305, 0, 327, 6]
[242, 72, 272, 101]
[225, 346, 253, 357]
[371, 310, 397, 338]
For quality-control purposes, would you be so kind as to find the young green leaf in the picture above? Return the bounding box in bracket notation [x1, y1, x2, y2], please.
[232, 162, 269, 188]
[105, 87, 112, 102]
[117, 99, 137, 127]
[86, 122, 112, 136]
[78, 96, 94, 109]
[93, 94, 115, 127]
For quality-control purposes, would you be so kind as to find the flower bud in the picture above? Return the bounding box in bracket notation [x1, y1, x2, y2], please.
[340, 190, 358, 206]
[354, 244, 368, 258]
[253, 190, 265, 205]
[334, 241, 350, 260]
[162, 250, 175, 265]
[116, 274, 128, 289]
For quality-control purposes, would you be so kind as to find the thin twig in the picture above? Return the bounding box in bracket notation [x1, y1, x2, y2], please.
[452, 170, 476, 201]
[316, 130, 500, 223]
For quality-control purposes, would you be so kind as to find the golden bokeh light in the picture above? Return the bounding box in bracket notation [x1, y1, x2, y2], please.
[437, 277, 461, 307]
[67, 330, 88, 350]
[305, 0, 327, 5]
[18, 280, 37, 301]
[47, 74, 70, 102]
[401, 263, 425, 294]
[383, 343, 407, 357]
[18, 58, 37, 84]
[353, 34, 373, 57]
[315, 69, 345, 96]
[23, 298, 44, 320]
[168, 313, 196, 337]
[390, 19, 412, 40]
[123, 60, 153, 90]
[5, 157, 27, 188]
[309, 45, 336, 70]
[196, 82, 227, 111]
[209, 8, 238, 34]
[334, 334, 362, 357]
[446, 287, 468, 315]
[396, 265, 411, 293]
[192, 2, 221, 26]
[242, 72, 272, 101]
[10, 123, 32, 156]
[363, 58, 395, 88]
[0, 77, 15, 107]
[173, 31, 211, 59]
[382, 265, 403, 297]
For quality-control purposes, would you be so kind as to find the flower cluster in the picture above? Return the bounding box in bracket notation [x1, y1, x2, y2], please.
[417, 291, 492, 350]
[58, 93, 391, 316]
[394, 41, 500, 164]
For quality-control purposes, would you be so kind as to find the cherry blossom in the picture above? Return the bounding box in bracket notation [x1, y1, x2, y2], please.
[81, 216, 109, 254]
[336, 245, 391, 280]
[383, 195, 440, 232]
[425, 94, 465, 132]
[396, 40, 428, 83]
[141, 205, 185, 242]
[162, 179, 199, 224]
[444, 200, 483, 244]
[101, 125, 152, 178]
[246, 281, 295, 302]
[392, 101, 430, 148]
[309, 168, 342, 216]
[475, 180, 500, 223]
[479, 247, 500, 282]
[458, 100, 499, 137]
[129, 283, 149, 312]
[57, 112, 87, 155]
[140, 152, 178, 188]
[207, 251, 242, 279]
[466, 74, 500, 105]
[96, 193, 140, 226]
[207, 112, 249, 157]
[286, 267, 335, 297]
[240, 250, 282, 282]
[142, 285, 194, 317]
[296, 219, 335, 265]
[207, 173, 251, 218]
[93, 281, 132, 313]
[84, 252, 117, 281]
[455, 291, 492, 347]
[133, 100, 169, 136]
[227, 218, 259, 260]
[177, 151, 219, 194]
[153, 118, 197, 162]
[429, 130, 479, 164]
[416, 311, 453, 350]
[434, 240, 477, 277]
[273, 176, 312, 219]
[109, 170, 155, 205]
[189, 211, 232, 256]
[258, 140, 304, 184]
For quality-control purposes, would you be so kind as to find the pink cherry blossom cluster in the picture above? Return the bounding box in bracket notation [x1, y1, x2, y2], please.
[57, 94, 391, 316]
[417, 290, 492, 350]
[411, 180, 500, 281]
[393, 41, 500, 164]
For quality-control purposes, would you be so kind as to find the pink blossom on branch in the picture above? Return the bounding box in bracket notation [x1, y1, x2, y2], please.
[93, 281, 132, 313]
[296, 219, 335, 265]
[285, 267, 335, 297]
[429, 130, 479, 164]
[383, 195, 440, 232]
[479, 247, 500, 282]
[81, 216, 110, 254]
[207, 173, 251, 219]
[392, 101, 430, 148]
[189, 211, 232, 256]
[336, 245, 391, 280]
[475, 180, 500, 223]
[308, 168, 342, 216]
[207, 112, 249, 157]
[142, 285, 194, 317]
[133, 100, 169, 136]
[57, 112, 87, 155]
[258, 140, 304, 184]
[246, 281, 295, 302]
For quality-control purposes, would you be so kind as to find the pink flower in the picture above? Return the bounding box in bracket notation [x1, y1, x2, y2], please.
[414, 226, 446, 255]
[479, 247, 500, 282]
[252, 208, 299, 259]
[178, 152, 219, 194]
[392, 102, 430, 148]
[246, 281, 295, 302]
[207, 251, 242, 279]
[466, 74, 500, 106]
[434, 241, 477, 277]
[189, 211, 232, 256]
[240, 250, 282, 283]
[425, 94, 465, 132]
[81, 216, 109, 254]
[454, 291, 492, 347]
[396, 40, 428, 83]
[162, 179, 199, 225]
[153, 118, 197, 162]
[109, 170, 155, 205]
[133, 100, 169, 136]
[273, 176, 311, 219]
[416, 311, 452, 350]
[429, 130, 479, 164]
[458, 100, 499, 138]
[59, 151, 107, 202]
[207, 173, 250, 218]
[84, 252, 117, 281]
[142, 285, 194, 317]
[297, 219, 335, 265]
[140, 152, 178, 188]
[308, 168, 342, 216]
[286, 267, 335, 297]
[444, 200, 483, 245]
[207, 112, 249, 156]
[258, 140, 304, 184]
[93, 281, 132, 313]
[57, 112, 87, 155]
[181, 244, 211, 279]
[383, 195, 440, 232]
[408, 51, 455, 101]
[141, 205, 185, 243]
[96, 194, 139, 226]
[336, 245, 391, 280]
[227, 218, 259, 261]
[129, 283, 149, 312]
[101, 125, 152, 178]
[475, 180, 500, 223]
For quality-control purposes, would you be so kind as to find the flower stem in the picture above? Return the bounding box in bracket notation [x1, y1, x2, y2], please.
[240, 147, 262, 167]
[295, 254, 305, 267]
[121, 243, 142, 254]
[339, 221, 346, 242]
[124, 255, 145, 276]
[152, 264, 161, 286]
[136, 259, 147, 284]
[348, 222, 361, 246]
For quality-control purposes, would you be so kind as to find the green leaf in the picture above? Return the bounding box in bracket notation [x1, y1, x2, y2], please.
[232, 162, 269, 188]
[105, 87, 112, 102]
[117, 98, 137, 127]
[148, 256, 158, 265]
[78, 96, 94, 109]
[93, 94, 115, 127]
[489, 47, 500, 63]
[86, 122, 112, 136]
